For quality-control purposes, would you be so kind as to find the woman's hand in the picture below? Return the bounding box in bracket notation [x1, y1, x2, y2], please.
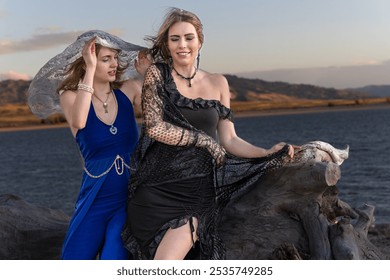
[269, 142, 299, 158]
[81, 37, 97, 71]
[135, 49, 152, 77]
[194, 133, 226, 168]
[209, 144, 226, 168]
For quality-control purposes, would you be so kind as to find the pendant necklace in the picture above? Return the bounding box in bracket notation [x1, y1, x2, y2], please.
[109, 124, 118, 135]
[94, 90, 111, 113]
[94, 90, 118, 135]
[108, 92, 118, 135]
[172, 66, 197, 87]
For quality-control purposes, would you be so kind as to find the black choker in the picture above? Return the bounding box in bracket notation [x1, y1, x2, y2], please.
[172, 67, 197, 87]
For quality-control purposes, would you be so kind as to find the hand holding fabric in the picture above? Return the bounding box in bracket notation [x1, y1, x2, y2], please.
[194, 132, 226, 167]
[269, 142, 299, 158]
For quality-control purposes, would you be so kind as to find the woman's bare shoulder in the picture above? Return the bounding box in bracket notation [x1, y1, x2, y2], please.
[201, 70, 227, 86]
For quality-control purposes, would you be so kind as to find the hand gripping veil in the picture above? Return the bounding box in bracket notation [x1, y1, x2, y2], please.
[27, 30, 145, 119]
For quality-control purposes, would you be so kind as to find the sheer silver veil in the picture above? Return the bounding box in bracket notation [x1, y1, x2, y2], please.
[27, 30, 145, 119]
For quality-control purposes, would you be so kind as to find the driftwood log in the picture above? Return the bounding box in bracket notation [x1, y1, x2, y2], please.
[221, 141, 385, 259]
[0, 141, 386, 259]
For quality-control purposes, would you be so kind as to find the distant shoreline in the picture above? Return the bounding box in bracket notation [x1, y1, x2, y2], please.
[233, 102, 390, 118]
[1, 102, 390, 133]
[0, 123, 69, 133]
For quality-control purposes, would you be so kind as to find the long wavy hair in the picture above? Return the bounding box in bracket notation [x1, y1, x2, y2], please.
[146, 7, 204, 63]
[57, 44, 128, 93]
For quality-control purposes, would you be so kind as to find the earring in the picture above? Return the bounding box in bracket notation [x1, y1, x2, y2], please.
[196, 52, 201, 70]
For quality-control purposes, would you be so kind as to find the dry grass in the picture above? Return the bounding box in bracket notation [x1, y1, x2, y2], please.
[231, 97, 390, 112]
[0, 103, 66, 128]
[1, 97, 390, 129]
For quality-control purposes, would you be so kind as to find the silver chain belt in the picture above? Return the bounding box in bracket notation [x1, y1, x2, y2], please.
[83, 155, 131, 179]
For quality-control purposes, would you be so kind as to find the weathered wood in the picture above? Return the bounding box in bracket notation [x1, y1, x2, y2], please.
[0, 194, 69, 260]
[329, 204, 385, 260]
[220, 160, 340, 259]
[221, 141, 385, 259]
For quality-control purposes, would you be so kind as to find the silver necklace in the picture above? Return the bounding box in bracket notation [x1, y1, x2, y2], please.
[109, 92, 118, 135]
[109, 124, 118, 135]
[94, 90, 118, 135]
[94, 90, 111, 113]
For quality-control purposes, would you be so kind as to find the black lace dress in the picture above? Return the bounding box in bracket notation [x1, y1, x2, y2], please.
[121, 63, 289, 260]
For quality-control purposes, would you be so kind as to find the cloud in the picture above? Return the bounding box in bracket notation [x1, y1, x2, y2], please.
[0, 71, 31, 81]
[0, 29, 126, 55]
[0, 30, 86, 55]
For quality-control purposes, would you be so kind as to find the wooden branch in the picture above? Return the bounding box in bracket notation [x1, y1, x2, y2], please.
[299, 202, 332, 259]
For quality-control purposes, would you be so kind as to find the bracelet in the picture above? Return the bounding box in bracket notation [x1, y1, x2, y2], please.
[77, 83, 94, 94]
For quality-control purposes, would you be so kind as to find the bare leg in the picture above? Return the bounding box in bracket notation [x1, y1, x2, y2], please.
[154, 218, 198, 260]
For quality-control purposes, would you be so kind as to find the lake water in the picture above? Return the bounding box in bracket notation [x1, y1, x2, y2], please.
[0, 107, 389, 224]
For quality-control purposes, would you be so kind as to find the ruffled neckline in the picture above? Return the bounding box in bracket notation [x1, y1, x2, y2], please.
[158, 63, 234, 121]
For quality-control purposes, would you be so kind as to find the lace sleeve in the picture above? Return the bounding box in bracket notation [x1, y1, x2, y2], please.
[142, 64, 226, 166]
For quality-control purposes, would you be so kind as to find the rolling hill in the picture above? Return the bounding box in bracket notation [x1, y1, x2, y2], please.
[349, 85, 390, 97]
[0, 76, 374, 107]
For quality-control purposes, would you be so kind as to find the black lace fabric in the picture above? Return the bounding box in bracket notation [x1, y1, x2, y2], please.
[142, 64, 226, 166]
[122, 62, 290, 259]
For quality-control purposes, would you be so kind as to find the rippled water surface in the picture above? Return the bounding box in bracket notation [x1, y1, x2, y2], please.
[1, 107, 389, 223]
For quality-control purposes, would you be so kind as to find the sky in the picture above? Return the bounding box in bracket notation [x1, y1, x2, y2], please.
[1, 0, 390, 88]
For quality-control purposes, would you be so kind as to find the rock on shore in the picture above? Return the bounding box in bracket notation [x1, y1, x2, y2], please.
[0, 194, 69, 260]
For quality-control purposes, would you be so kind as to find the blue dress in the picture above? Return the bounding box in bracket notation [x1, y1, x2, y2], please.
[61, 89, 138, 260]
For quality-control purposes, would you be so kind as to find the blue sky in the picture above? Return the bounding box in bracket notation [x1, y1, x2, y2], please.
[1, 0, 390, 87]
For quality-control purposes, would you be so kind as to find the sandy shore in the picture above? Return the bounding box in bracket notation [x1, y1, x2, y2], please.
[2, 102, 390, 133]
